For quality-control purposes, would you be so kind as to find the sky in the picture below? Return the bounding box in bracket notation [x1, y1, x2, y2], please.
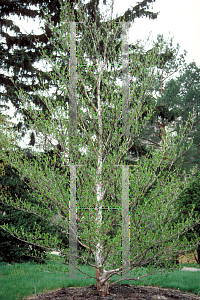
[2, 0, 200, 150]
[104, 0, 200, 66]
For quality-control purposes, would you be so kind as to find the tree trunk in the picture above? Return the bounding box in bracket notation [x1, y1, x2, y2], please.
[95, 60, 109, 296]
[195, 243, 200, 265]
[95, 267, 110, 296]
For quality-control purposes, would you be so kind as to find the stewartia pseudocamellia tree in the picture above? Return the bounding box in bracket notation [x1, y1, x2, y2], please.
[0, 0, 200, 296]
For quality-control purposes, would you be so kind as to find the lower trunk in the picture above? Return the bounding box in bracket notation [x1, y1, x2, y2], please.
[95, 267, 110, 296]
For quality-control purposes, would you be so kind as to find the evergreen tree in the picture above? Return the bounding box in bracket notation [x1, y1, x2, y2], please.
[0, 0, 159, 147]
[0, 0, 61, 143]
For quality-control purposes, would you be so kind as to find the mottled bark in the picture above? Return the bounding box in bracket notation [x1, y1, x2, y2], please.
[95, 267, 110, 296]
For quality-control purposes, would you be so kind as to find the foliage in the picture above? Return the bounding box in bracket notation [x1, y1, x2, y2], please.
[0, 0, 200, 296]
[0, 149, 88, 264]
[140, 43, 200, 173]
[0, 157, 54, 263]
[0, 0, 159, 147]
[175, 176, 200, 264]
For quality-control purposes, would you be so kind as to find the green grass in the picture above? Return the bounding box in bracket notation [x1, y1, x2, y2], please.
[0, 254, 200, 300]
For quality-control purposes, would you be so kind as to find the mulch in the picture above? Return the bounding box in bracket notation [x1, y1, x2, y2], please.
[24, 284, 200, 300]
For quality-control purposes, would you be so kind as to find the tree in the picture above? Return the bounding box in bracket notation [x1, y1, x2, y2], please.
[0, 0, 60, 144]
[0, 0, 159, 147]
[0, 0, 200, 296]
[0, 0, 171, 267]
[126, 36, 184, 159]
[143, 49, 200, 172]
[159, 61, 200, 172]
[0, 0, 170, 251]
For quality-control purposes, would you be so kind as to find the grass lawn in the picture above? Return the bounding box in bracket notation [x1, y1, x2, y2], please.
[0, 253, 200, 300]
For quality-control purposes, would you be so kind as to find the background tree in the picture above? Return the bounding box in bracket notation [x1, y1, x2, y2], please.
[0, 0, 60, 143]
[144, 57, 200, 173]
[161, 61, 200, 172]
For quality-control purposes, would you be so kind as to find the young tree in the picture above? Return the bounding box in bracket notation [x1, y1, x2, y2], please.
[0, 0, 200, 296]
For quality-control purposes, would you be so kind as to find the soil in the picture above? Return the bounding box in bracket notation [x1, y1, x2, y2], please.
[24, 284, 200, 300]
[179, 251, 198, 264]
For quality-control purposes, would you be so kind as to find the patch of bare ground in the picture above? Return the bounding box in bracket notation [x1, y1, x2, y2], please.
[23, 284, 200, 300]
